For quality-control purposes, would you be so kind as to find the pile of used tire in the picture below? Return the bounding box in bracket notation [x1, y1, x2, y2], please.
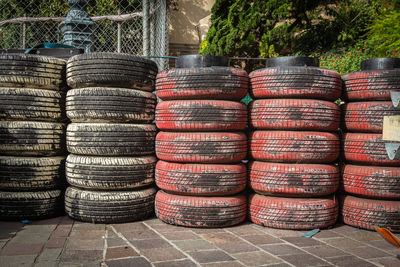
[247, 56, 342, 229]
[64, 53, 158, 223]
[0, 54, 67, 220]
[154, 55, 249, 227]
[341, 58, 400, 232]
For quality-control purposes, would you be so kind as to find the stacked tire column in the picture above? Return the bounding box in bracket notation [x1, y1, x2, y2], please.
[64, 53, 158, 223]
[247, 57, 342, 229]
[341, 58, 400, 232]
[0, 54, 67, 220]
[154, 55, 248, 227]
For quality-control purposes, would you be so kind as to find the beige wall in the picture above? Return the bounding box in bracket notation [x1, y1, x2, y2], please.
[169, 0, 215, 45]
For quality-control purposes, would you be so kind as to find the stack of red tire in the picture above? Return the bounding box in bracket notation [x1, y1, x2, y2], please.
[154, 55, 249, 227]
[247, 57, 342, 230]
[341, 58, 400, 232]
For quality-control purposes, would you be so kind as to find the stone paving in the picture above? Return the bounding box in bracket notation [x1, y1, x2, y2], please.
[0, 216, 399, 267]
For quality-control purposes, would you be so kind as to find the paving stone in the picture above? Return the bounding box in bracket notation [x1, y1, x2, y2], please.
[105, 257, 151, 267]
[264, 263, 292, 267]
[72, 222, 105, 230]
[216, 241, 259, 254]
[105, 246, 138, 260]
[346, 246, 391, 259]
[22, 225, 57, 234]
[0, 242, 6, 250]
[323, 237, 364, 249]
[0, 243, 43, 256]
[345, 231, 382, 242]
[191, 228, 227, 234]
[140, 247, 186, 262]
[281, 237, 323, 247]
[303, 245, 348, 258]
[31, 217, 62, 226]
[122, 230, 160, 240]
[0, 255, 37, 266]
[112, 222, 149, 232]
[200, 233, 241, 244]
[65, 238, 104, 250]
[370, 256, 400, 266]
[37, 248, 63, 261]
[106, 238, 127, 248]
[202, 261, 245, 267]
[153, 259, 198, 267]
[260, 244, 304, 256]
[9, 232, 51, 244]
[34, 261, 58, 267]
[59, 262, 101, 267]
[60, 249, 103, 262]
[144, 217, 164, 226]
[59, 216, 75, 226]
[52, 225, 73, 238]
[280, 253, 330, 267]
[150, 223, 191, 233]
[260, 228, 306, 238]
[225, 224, 264, 236]
[331, 224, 362, 234]
[325, 255, 377, 267]
[69, 230, 106, 240]
[173, 239, 216, 252]
[46, 237, 68, 249]
[366, 239, 400, 250]
[189, 250, 234, 263]
[233, 251, 282, 266]
[240, 234, 282, 245]
[0, 222, 23, 231]
[314, 230, 343, 239]
[161, 231, 200, 241]
[130, 238, 172, 250]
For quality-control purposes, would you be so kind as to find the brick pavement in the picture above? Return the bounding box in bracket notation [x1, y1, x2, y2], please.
[0, 216, 399, 267]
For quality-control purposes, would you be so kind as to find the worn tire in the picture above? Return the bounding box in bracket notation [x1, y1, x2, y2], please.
[156, 67, 248, 100]
[341, 195, 400, 232]
[342, 101, 396, 133]
[342, 164, 400, 199]
[249, 99, 340, 130]
[0, 190, 64, 220]
[155, 190, 247, 228]
[249, 161, 339, 197]
[66, 87, 156, 123]
[342, 70, 400, 101]
[66, 123, 156, 156]
[156, 131, 247, 163]
[343, 133, 400, 166]
[0, 88, 65, 122]
[0, 54, 66, 90]
[67, 52, 157, 91]
[249, 131, 340, 163]
[65, 186, 156, 223]
[156, 100, 247, 131]
[66, 155, 156, 190]
[0, 121, 65, 156]
[249, 67, 342, 100]
[248, 194, 338, 230]
[0, 156, 65, 191]
[155, 160, 246, 196]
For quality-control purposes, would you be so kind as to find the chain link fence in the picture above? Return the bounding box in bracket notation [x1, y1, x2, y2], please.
[0, 0, 169, 69]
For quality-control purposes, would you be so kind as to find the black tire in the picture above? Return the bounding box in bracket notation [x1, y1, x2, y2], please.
[265, 56, 319, 67]
[66, 53, 157, 91]
[175, 55, 228, 68]
[0, 156, 65, 191]
[66, 123, 156, 156]
[0, 190, 64, 220]
[361, 58, 400, 71]
[66, 154, 156, 190]
[66, 87, 156, 123]
[0, 121, 65, 156]
[0, 54, 66, 90]
[65, 186, 156, 223]
[0, 87, 65, 122]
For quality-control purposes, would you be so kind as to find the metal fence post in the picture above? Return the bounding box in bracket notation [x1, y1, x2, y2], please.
[143, 0, 149, 56]
[117, 9, 121, 53]
[22, 14, 26, 49]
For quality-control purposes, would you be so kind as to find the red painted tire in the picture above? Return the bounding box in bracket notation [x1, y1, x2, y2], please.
[249, 67, 342, 100]
[342, 164, 400, 199]
[249, 99, 340, 131]
[156, 100, 247, 131]
[156, 160, 246, 196]
[156, 67, 248, 100]
[248, 194, 338, 230]
[343, 133, 400, 166]
[249, 131, 339, 163]
[156, 132, 247, 163]
[155, 190, 247, 228]
[341, 195, 400, 232]
[249, 161, 339, 197]
[342, 70, 400, 101]
[343, 101, 396, 133]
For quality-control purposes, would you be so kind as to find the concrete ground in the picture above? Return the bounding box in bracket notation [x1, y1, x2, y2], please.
[0, 216, 399, 267]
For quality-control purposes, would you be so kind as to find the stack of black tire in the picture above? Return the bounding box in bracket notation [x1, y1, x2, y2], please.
[154, 55, 249, 228]
[247, 57, 342, 230]
[64, 53, 158, 223]
[0, 54, 67, 220]
[341, 58, 400, 232]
